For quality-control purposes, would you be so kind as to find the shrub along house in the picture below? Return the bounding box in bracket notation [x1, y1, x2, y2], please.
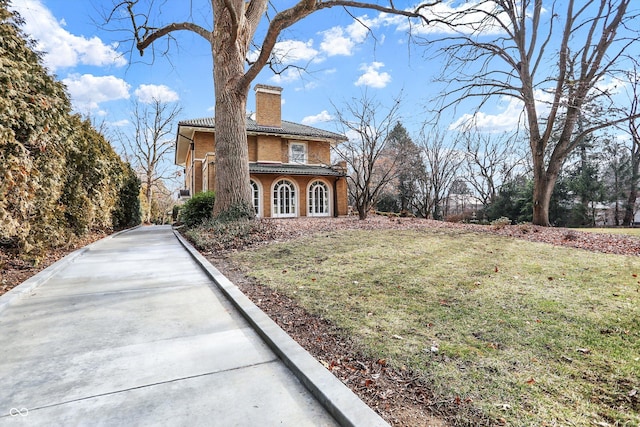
[175, 84, 349, 218]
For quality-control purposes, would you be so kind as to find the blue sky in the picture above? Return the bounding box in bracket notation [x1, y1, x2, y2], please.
[10, 0, 491, 141]
[11, 0, 638, 151]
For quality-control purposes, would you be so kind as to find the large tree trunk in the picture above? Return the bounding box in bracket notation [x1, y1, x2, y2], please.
[211, 1, 254, 218]
[532, 159, 561, 227]
[211, 86, 252, 217]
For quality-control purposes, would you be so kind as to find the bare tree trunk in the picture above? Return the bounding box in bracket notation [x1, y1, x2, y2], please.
[532, 161, 561, 227]
[211, 83, 252, 216]
[145, 172, 153, 223]
[623, 153, 640, 226]
[210, 1, 254, 217]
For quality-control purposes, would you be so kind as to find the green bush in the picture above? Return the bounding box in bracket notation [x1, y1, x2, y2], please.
[215, 202, 255, 222]
[112, 166, 141, 229]
[180, 191, 215, 227]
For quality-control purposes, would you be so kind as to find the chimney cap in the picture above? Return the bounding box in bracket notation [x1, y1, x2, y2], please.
[254, 84, 283, 94]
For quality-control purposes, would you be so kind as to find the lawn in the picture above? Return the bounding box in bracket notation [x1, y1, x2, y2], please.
[230, 227, 640, 426]
[576, 227, 640, 237]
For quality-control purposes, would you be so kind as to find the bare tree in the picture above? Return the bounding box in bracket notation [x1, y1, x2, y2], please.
[424, 0, 639, 225]
[333, 92, 402, 220]
[623, 67, 640, 226]
[415, 127, 463, 219]
[108, 0, 437, 219]
[123, 98, 181, 223]
[462, 130, 526, 207]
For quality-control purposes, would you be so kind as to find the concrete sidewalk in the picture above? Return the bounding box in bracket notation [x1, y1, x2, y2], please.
[0, 226, 387, 426]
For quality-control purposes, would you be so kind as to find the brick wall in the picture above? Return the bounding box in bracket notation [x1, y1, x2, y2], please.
[256, 135, 284, 162]
[255, 84, 282, 127]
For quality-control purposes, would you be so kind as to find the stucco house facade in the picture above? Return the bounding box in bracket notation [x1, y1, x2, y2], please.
[175, 84, 349, 218]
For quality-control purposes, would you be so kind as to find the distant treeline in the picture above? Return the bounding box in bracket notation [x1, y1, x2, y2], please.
[0, 2, 140, 259]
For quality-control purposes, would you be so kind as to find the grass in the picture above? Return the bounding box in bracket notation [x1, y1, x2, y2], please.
[230, 227, 640, 426]
[575, 227, 640, 237]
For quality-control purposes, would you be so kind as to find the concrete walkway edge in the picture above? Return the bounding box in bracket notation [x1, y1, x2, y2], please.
[173, 229, 390, 427]
[0, 227, 140, 315]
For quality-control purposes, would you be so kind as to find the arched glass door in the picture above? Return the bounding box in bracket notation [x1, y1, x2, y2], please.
[308, 180, 330, 217]
[273, 179, 297, 217]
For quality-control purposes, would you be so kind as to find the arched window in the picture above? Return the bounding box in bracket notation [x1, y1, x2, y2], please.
[308, 180, 330, 217]
[250, 180, 262, 217]
[272, 179, 297, 217]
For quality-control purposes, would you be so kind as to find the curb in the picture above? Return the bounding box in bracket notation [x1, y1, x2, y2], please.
[0, 226, 141, 315]
[173, 230, 390, 427]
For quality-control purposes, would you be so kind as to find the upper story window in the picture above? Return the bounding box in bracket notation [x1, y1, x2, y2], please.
[289, 142, 307, 164]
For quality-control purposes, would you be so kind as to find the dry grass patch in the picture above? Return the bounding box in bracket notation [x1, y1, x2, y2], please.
[576, 227, 640, 237]
[230, 227, 640, 426]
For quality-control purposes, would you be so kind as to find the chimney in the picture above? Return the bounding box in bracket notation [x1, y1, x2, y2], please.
[254, 84, 282, 127]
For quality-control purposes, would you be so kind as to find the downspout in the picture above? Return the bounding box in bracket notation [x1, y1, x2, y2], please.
[333, 177, 339, 218]
[191, 142, 195, 195]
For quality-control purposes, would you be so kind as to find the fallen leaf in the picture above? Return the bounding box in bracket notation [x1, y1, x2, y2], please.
[526, 377, 536, 384]
[629, 388, 638, 397]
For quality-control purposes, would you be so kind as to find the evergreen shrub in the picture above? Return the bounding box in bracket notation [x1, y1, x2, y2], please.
[180, 191, 215, 227]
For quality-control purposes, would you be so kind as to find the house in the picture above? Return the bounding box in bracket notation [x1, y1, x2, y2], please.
[175, 84, 350, 218]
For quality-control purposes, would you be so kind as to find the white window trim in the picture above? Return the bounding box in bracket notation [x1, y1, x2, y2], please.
[250, 179, 263, 218]
[289, 141, 307, 164]
[272, 178, 298, 218]
[307, 179, 332, 217]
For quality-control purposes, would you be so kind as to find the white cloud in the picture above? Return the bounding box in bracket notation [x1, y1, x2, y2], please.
[62, 74, 130, 113]
[272, 39, 320, 63]
[595, 76, 626, 95]
[390, 1, 513, 36]
[302, 110, 333, 125]
[134, 84, 180, 103]
[346, 16, 378, 42]
[319, 15, 379, 57]
[320, 27, 355, 56]
[270, 68, 304, 84]
[12, 0, 126, 71]
[108, 119, 130, 127]
[355, 62, 391, 88]
[449, 90, 553, 133]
